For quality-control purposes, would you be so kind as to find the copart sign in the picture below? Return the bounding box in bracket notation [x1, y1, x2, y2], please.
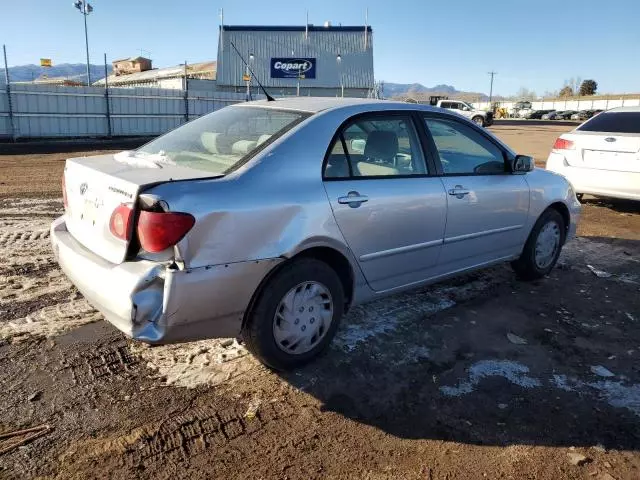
[270, 58, 316, 79]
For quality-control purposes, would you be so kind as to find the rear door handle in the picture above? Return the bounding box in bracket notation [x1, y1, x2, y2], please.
[338, 191, 369, 207]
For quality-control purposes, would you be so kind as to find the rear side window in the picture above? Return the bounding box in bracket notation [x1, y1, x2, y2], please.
[440, 102, 452, 109]
[425, 117, 506, 175]
[324, 115, 428, 178]
[578, 112, 640, 133]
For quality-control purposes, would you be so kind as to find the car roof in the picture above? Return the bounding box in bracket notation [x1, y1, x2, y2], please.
[605, 106, 640, 113]
[235, 96, 441, 114]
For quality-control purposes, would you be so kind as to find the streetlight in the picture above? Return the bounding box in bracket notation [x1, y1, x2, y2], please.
[73, 0, 93, 86]
[245, 53, 254, 101]
[336, 53, 343, 98]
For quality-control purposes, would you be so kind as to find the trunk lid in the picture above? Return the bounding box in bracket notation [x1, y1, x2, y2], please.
[63, 152, 217, 264]
[564, 131, 640, 172]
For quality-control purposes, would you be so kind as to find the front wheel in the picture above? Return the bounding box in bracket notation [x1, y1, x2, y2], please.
[472, 116, 485, 127]
[512, 209, 566, 280]
[242, 258, 345, 370]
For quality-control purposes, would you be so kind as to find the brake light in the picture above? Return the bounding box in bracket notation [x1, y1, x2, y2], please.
[553, 138, 574, 150]
[137, 211, 195, 253]
[109, 204, 134, 241]
[62, 174, 68, 208]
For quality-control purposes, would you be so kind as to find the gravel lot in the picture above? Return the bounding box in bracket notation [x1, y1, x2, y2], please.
[1, 123, 639, 479]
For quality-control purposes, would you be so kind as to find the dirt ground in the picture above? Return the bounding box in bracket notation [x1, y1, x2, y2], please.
[0, 124, 639, 480]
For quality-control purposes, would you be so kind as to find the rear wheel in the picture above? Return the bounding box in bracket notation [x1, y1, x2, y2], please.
[242, 258, 344, 370]
[512, 209, 566, 280]
[472, 116, 485, 127]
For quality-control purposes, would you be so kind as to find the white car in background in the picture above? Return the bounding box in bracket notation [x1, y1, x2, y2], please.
[546, 107, 640, 201]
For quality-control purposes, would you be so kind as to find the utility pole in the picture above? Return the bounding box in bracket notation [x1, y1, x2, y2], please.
[73, 0, 94, 86]
[488, 71, 497, 105]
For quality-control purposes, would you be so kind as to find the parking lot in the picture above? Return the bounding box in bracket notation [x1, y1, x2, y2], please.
[1, 122, 639, 479]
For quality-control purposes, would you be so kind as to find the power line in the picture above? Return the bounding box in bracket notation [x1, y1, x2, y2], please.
[487, 71, 497, 104]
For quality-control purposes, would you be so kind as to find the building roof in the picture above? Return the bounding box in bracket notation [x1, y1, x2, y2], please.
[222, 25, 372, 32]
[94, 61, 216, 86]
[112, 56, 151, 63]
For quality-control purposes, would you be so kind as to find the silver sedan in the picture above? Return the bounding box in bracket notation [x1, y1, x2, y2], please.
[51, 98, 581, 369]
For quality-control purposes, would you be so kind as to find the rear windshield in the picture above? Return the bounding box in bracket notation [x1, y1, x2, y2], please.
[578, 112, 640, 134]
[137, 106, 308, 174]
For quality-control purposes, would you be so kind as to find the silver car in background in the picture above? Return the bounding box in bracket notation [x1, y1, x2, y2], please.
[52, 98, 580, 369]
[546, 106, 640, 201]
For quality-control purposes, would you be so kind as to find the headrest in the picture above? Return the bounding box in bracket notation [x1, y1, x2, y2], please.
[364, 130, 399, 161]
[231, 140, 258, 155]
[201, 132, 221, 154]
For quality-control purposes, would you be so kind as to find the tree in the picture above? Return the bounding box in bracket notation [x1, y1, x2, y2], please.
[559, 85, 573, 97]
[515, 87, 537, 100]
[579, 79, 598, 96]
[567, 76, 582, 96]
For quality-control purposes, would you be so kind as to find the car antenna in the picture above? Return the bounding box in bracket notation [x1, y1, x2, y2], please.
[229, 41, 275, 102]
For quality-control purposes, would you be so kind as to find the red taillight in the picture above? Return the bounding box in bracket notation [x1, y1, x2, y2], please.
[109, 204, 134, 241]
[137, 211, 195, 253]
[553, 137, 574, 150]
[62, 174, 68, 208]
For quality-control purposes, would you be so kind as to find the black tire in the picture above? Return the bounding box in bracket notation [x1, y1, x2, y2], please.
[472, 116, 485, 127]
[242, 258, 345, 371]
[511, 209, 566, 280]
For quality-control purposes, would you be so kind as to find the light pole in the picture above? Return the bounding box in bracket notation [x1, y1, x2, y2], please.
[488, 71, 497, 105]
[336, 53, 343, 98]
[245, 53, 253, 101]
[73, 0, 94, 86]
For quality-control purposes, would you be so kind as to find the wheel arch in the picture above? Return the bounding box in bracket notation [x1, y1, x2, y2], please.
[241, 245, 356, 330]
[546, 201, 570, 241]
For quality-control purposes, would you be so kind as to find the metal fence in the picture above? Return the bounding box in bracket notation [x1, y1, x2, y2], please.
[0, 83, 251, 140]
[473, 97, 640, 111]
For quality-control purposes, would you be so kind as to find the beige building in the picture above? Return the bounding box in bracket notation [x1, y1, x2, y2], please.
[112, 57, 152, 76]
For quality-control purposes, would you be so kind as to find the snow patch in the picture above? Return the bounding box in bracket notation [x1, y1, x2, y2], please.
[441, 360, 542, 397]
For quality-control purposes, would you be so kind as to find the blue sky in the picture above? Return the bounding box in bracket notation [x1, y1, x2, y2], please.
[2, 0, 639, 96]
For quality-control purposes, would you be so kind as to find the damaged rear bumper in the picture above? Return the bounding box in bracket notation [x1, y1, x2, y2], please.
[51, 216, 282, 343]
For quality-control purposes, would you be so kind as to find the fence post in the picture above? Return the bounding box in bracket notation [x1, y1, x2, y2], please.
[3, 44, 16, 142]
[183, 60, 189, 123]
[103, 53, 112, 138]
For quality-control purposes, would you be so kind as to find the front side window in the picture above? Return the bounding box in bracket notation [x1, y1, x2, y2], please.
[425, 117, 506, 175]
[324, 115, 428, 178]
[137, 106, 308, 174]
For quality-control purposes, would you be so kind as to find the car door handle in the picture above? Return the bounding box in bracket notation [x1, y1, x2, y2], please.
[338, 191, 369, 207]
[448, 186, 470, 197]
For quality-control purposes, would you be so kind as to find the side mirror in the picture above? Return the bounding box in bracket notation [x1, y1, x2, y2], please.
[512, 155, 535, 173]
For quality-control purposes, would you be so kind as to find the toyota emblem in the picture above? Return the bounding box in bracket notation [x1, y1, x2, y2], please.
[604, 137, 616, 143]
[79, 182, 88, 195]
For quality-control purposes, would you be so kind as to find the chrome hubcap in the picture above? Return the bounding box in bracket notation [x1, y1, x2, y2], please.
[273, 281, 334, 355]
[535, 221, 561, 269]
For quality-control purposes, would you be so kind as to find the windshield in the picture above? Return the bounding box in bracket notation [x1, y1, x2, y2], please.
[137, 106, 308, 174]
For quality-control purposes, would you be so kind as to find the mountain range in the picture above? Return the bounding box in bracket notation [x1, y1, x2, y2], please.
[0, 63, 112, 84]
[382, 82, 489, 101]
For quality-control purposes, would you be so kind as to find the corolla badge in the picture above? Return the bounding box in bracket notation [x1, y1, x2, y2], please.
[79, 182, 88, 195]
[604, 137, 616, 143]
